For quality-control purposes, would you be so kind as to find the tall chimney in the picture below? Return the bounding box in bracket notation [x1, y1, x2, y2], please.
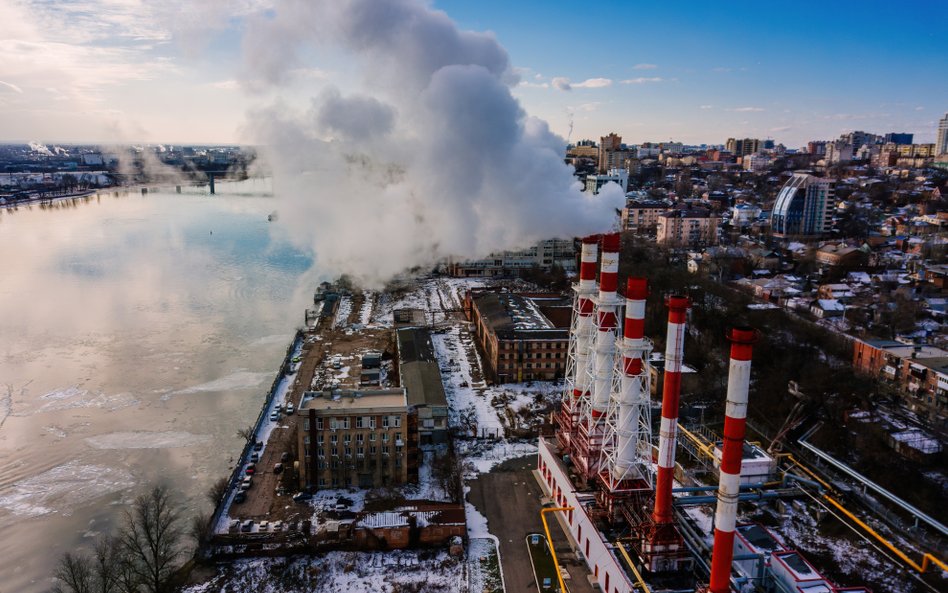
[709, 327, 757, 593]
[590, 232, 621, 420]
[613, 277, 648, 480]
[652, 295, 690, 525]
[572, 235, 600, 404]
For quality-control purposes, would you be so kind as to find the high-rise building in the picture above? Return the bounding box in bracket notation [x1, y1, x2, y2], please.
[771, 173, 834, 238]
[598, 133, 630, 173]
[937, 113, 948, 156]
[725, 138, 762, 157]
[884, 132, 914, 145]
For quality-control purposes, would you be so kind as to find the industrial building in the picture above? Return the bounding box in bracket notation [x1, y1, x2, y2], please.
[446, 238, 577, 276]
[465, 288, 571, 383]
[296, 388, 418, 490]
[395, 327, 450, 444]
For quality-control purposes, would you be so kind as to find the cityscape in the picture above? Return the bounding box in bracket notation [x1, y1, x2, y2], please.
[0, 2, 946, 593]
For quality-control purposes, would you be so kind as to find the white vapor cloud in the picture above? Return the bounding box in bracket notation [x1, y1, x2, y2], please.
[240, 0, 622, 286]
[632, 63, 657, 70]
[729, 106, 765, 112]
[620, 77, 664, 84]
[551, 77, 612, 91]
[0, 80, 23, 93]
[699, 105, 713, 110]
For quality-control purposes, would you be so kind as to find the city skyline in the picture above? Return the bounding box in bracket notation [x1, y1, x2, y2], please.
[0, 0, 945, 147]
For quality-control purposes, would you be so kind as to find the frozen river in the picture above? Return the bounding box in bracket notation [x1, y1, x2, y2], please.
[0, 181, 313, 592]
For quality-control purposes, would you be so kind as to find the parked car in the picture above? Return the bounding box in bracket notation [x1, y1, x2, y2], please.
[292, 356, 301, 363]
[250, 452, 260, 463]
[229, 519, 240, 532]
[233, 491, 246, 504]
[292, 492, 312, 503]
[273, 462, 283, 474]
[253, 441, 263, 451]
[286, 402, 295, 414]
[245, 463, 256, 475]
[270, 410, 279, 422]
[258, 521, 269, 532]
[280, 451, 290, 463]
[240, 520, 253, 533]
[272, 520, 283, 531]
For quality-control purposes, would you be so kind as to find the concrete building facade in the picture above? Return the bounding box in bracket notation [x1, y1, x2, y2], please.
[656, 208, 720, 247]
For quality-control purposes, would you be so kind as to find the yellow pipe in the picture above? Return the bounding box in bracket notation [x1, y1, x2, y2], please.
[676, 423, 716, 459]
[540, 507, 573, 593]
[783, 453, 946, 574]
[822, 494, 947, 574]
[614, 540, 652, 592]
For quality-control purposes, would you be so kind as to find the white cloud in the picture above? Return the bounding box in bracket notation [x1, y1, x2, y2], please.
[915, 106, 924, 111]
[517, 81, 549, 89]
[0, 80, 23, 93]
[632, 63, 657, 70]
[620, 77, 664, 84]
[699, 104, 713, 110]
[729, 106, 765, 112]
[551, 76, 612, 91]
[570, 102, 601, 113]
[770, 125, 792, 132]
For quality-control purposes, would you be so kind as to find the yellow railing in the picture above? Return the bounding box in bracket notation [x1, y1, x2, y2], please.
[540, 506, 573, 593]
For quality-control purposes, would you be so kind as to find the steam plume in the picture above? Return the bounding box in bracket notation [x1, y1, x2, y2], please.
[242, 0, 623, 286]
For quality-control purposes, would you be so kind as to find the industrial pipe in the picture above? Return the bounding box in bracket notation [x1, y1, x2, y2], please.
[590, 232, 620, 419]
[614, 277, 648, 480]
[571, 235, 600, 405]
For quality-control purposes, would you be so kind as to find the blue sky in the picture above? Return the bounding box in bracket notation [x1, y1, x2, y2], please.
[0, 0, 944, 146]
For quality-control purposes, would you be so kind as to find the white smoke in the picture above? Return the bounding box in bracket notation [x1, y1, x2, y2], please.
[28, 141, 53, 156]
[240, 0, 623, 286]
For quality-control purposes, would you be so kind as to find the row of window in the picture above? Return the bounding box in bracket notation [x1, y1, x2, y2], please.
[498, 341, 567, 351]
[303, 415, 402, 431]
[307, 444, 403, 458]
[498, 362, 562, 370]
[304, 432, 402, 445]
[499, 351, 565, 360]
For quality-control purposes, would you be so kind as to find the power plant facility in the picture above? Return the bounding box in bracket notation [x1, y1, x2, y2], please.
[537, 233, 944, 593]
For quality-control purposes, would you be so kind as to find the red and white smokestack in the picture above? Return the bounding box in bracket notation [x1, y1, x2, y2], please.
[709, 327, 757, 593]
[572, 235, 600, 403]
[652, 295, 691, 525]
[590, 232, 621, 420]
[614, 277, 648, 480]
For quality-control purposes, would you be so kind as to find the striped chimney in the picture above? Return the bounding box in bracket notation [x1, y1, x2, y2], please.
[572, 235, 600, 402]
[652, 295, 691, 525]
[614, 277, 648, 479]
[590, 232, 620, 418]
[709, 327, 757, 593]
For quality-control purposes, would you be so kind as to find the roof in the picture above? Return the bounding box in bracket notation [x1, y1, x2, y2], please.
[736, 523, 785, 554]
[396, 328, 448, 410]
[300, 389, 407, 412]
[473, 291, 569, 340]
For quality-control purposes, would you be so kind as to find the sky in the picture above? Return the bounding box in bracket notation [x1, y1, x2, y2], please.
[0, 0, 945, 147]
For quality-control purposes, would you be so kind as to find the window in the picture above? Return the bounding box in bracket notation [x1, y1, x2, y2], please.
[357, 434, 364, 443]
[369, 433, 376, 442]
[330, 434, 338, 444]
[395, 432, 402, 442]
[370, 417, 376, 429]
[393, 416, 401, 428]
[331, 447, 338, 457]
[318, 478, 326, 487]
[303, 435, 310, 445]
[356, 416, 364, 428]
[318, 449, 325, 458]
[382, 433, 389, 442]
[357, 447, 364, 456]
[343, 434, 351, 444]
[317, 435, 324, 445]
[303, 419, 310, 431]
[342, 417, 350, 429]
[382, 446, 390, 455]
[345, 447, 351, 457]
[370, 446, 377, 454]
[329, 418, 337, 430]
[316, 418, 324, 430]
[382, 416, 389, 428]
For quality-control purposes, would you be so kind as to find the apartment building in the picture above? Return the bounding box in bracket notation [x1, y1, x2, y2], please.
[852, 338, 948, 421]
[620, 198, 671, 235]
[656, 208, 720, 247]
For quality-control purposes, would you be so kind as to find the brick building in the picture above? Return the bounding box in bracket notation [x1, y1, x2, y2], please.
[296, 388, 419, 490]
[656, 208, 720, 247]
[852, 338, 948, 421]
[465, 289, 571, 383]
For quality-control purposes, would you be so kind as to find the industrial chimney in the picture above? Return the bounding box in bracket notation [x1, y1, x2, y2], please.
[612, 277, 649, 483]
[708, 327, 757, 593]
[652, 295, 690, 525]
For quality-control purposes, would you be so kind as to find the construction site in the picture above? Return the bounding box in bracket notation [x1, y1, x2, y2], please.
[539, 233, 948, 593]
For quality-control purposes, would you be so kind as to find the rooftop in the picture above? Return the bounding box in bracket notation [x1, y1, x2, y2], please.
[300, 388, 407, 412]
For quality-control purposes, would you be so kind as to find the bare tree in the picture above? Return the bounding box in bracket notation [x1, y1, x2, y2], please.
[206, 476, 229, 507]
[53, 552, 94, 593]
[119, 485, 185, 593]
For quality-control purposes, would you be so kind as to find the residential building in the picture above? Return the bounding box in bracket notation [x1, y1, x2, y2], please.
[598, 133, 632, 173]
[814, 244, 868, 267]
[296, 388, 418, 490]
[656, 208, 720, 247]
[620, 198, 670, 234]
[726, 138, 762, 157]
[465, 289, 570, 383]
[937, 112, 948, 156]
[852, 338, 948, 421]
[771, 173, 833, 238]
[395, 328, 449, 445]
[585, 168, 628, 194]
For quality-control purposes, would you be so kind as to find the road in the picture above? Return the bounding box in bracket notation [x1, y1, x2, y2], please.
[467, 454, 595, 593]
